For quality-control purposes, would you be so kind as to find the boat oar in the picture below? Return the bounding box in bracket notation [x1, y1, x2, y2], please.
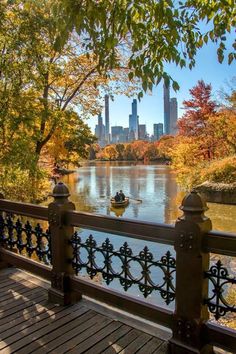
[128, 197, 142, 203]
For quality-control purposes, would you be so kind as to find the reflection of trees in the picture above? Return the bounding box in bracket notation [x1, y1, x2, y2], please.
[163, 168, 179, 224]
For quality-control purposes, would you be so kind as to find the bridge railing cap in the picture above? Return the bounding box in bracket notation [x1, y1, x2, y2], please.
[180, 190, 208, 213]
[51, 182, 70, 198]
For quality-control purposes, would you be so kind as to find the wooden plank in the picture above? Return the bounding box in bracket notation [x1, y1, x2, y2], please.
[20, 309, 94, 354]
[0, 280, 39, 305]
[152, 341, 169, 353]
[69, 321, 123, 354]
[0, 278, 19, 291]
[0, 295, 48, 326]
[102, 328, 141, 354]
[1, 249, 51, 281]
[136, 336, 163, 353]
[0, 275, 17, 285]
[0, 305, 89, 352]
[0, 293, 47, 326]
[0, 277, 37, 291]
[0, 288, 46, 318]
[0, 267, 17, 278]
[71, 277, 173, 328]
[0, 199, 48, 220]
[0, 300, 58, 337]
[30, 312, 104, 354]
[118, 331, 152, 354]
[51, 315, 112, 354]
[80, 324, 132, 354]
[67, 210, 175, 246]
[9, 269, 50, 290]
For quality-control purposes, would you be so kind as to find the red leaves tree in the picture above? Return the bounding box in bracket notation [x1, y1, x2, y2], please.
[178, 80, 217, 137]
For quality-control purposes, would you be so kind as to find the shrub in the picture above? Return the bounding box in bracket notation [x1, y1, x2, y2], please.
[201, 156, 236, 184]
[0, 166, 51, 203]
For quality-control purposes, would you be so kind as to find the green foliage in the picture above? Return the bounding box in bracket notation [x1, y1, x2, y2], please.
[0, 1, 140, 202]
[0, 166, 51, 203]
[55, 0, 236, 92]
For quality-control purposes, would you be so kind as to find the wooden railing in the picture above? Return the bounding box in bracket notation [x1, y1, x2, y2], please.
[0, 182, 235, 354]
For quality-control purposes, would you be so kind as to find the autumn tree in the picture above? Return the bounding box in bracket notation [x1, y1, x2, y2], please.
[46, 112, 96, 167]
[171, 84, 236, 187]
[0, 1, 139, 200]
[55, 0, 236, 95]
[178, 80, 217, 136]
[0, 1, 139, 198]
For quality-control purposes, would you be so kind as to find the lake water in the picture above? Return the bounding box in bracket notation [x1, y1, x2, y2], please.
[61, 161, 236, 307]
[62, 161, 236, 232]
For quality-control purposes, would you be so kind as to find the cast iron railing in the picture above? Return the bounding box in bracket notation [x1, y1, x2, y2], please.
[70, 232, 176, 303]
[205, 260, 236, 320]
[0, 214, 51, 264]
[0, 182, 235, 354]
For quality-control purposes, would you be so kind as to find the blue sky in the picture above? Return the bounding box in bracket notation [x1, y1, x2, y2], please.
[87, 39, 236, 136]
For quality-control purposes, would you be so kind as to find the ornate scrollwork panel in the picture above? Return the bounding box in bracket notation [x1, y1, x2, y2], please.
[204, 260, 236, 320]
[0, 213, 51, 265]
[70, 232, 176, 305]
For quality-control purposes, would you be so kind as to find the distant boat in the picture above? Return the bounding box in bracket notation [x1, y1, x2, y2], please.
[110, 197, 129, 208]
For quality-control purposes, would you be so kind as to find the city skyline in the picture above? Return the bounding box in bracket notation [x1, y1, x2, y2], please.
[95, 87, 177, 143]
[88, 39, 235, 136]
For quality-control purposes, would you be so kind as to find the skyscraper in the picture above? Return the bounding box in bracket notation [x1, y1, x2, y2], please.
[111, 126, 123, 143]
[153, 123, 163, 140]
[138, 124, 146, 140]
[129, 99, 139, 140]
[170, 98, 178, 135]
[104, 94, 110, 143]
[95, 113, 105, 146]
[163, 83, 170, 135]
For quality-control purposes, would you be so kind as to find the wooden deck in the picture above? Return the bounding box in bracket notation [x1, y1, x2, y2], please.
[0, 268, 169, 354]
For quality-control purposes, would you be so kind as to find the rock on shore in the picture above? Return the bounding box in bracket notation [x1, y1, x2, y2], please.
[193, 182, 236, 205]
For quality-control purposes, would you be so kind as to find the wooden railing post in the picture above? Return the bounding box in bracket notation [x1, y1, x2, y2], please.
[0, 192, 7, 270]
[169, 191, 213, 353]
[48, 182, 81, 305]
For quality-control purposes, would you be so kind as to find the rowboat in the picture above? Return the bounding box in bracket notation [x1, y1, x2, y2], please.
[110, 197, 129, 208]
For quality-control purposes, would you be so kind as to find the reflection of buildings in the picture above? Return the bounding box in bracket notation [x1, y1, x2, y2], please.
[95, 162, 112, 201]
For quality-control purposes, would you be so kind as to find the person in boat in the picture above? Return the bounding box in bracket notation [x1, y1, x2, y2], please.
[119, 190, 125, 201]
[114, 192, 120, 202]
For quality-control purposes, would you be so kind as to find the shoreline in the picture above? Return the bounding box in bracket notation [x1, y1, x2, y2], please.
[194, 182, 236, 205]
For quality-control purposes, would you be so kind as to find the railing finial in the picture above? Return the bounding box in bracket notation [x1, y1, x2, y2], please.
[51, 182, 70, 199]
[180, 190, 208, 213]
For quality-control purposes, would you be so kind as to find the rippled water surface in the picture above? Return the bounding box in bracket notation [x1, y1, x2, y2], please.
[60, 161, 235, 305]
[62, 161, 236, 232]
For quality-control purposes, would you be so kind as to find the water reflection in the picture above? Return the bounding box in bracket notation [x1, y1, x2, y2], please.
[62, 161, 236, 232]
[61, 161, 235, 307]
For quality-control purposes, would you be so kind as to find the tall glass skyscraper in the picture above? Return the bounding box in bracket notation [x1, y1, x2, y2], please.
[163, 83, 170, 135]
[170, 98, 178, 135]
[104, 94, 110, 143]
[129, 99, 139, 140]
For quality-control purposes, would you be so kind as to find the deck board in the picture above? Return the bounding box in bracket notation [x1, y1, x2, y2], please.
[0, 267, 168, 354]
